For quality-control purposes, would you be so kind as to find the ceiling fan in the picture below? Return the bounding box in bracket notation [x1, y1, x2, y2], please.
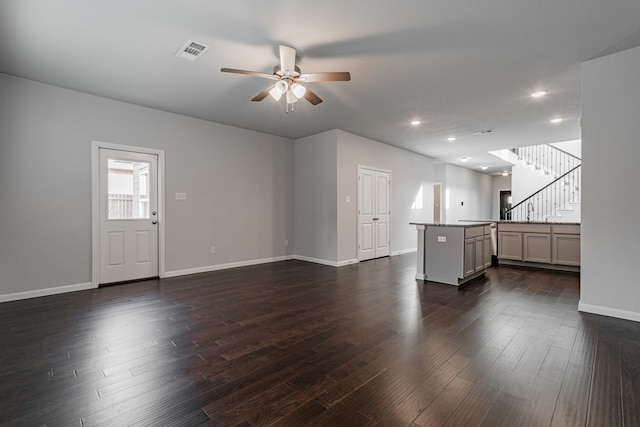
[221, 45, 351, 112]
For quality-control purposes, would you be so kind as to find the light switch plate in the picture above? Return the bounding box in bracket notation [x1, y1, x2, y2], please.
[175, 192, 187, 201]
[437, 236, 447, 242]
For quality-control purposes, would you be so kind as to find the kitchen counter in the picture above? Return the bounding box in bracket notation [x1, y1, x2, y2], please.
[410, 222, 494, 228]
[460, 219, 580, 225]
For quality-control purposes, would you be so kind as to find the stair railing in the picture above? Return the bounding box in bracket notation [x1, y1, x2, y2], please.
[513, 145, 580, 178]
[504, 165, 581, 222]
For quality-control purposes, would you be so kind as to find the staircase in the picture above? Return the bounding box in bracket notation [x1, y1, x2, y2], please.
[505, 144, 581, 222]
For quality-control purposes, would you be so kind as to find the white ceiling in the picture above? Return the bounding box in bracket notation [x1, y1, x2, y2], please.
[2, 0, 640, 174]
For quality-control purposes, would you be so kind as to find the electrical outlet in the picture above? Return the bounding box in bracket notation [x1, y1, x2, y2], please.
[284, 240, 289, 247]
[210, 246, 216, 254]
[437, 236, 447, 243]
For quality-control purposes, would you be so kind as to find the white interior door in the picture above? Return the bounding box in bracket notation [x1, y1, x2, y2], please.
[99, 148, 158, 284]
[358, 167, 390, 261]
[358, 168, 376, 261]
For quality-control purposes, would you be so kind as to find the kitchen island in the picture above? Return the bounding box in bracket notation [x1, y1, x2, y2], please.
[411, 222, 493, 286]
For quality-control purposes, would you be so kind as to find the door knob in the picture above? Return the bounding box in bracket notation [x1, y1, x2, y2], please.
[152, 220, 157, 225]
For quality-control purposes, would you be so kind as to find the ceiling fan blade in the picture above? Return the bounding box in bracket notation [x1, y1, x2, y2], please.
[303, 88, 323, 105]
[298, 72, 351, 82]
[221, 68, 279, 80]
[251, 85, 274, 102]
[279, 45, 296, 74]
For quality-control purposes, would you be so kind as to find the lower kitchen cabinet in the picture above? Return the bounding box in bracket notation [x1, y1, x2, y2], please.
[498, 231, 522, 260]
[552, 234, 580, 266]
[523, 233, 551, 263]
[497, 223, 580, 270]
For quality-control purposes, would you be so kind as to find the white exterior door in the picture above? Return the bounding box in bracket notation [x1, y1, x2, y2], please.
[99, 148, 158, 284]
[358, 167, 390, 261]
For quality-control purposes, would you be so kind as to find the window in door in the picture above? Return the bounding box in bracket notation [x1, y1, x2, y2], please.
[107, 159, 151, 220]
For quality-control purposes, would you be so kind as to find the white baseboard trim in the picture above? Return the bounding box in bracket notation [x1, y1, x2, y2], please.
[337, 258, 359, 267]
[0, 282, 95, 303]
[578, 301, 640, 323]
[292, 256, 359, 268]
[165, 255, 294, 278]
[292, 255, 340, 267]
[392, 248, 417, 256]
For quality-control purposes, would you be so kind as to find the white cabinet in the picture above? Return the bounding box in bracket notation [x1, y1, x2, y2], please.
[464, 238, 476, 277]
[463, 226, 490, 278]
[523, 233, 551, 263]
[498, 231, 522, 260]
[483, 234, 492, 268]
[552, 234, 580, 266]
[552, 225, 580, 266]
[475, 237, 484, 273]
[497, 223, 580, 270]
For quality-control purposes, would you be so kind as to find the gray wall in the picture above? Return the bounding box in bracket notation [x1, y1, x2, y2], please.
[581, 45, 640, 321]
[293, 130, 338, 263]
[336, 130, 435, 262]
[0, 74, 293, 296]
[293, 129, 435, 265]
[438, 164, 493, 223]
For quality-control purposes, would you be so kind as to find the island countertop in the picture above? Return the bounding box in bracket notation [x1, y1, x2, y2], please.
[410, 222, 493, 228]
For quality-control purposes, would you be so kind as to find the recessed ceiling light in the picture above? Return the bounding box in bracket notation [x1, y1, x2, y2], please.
[480, 165, 488, 170]
[447, 137, 456, 142]
[502, 171, 510, 176]
[531, 91, 547, 98]
[550, 118, 564, 123]
[410, 120, 421, 126]
[460, 157, 469, 163]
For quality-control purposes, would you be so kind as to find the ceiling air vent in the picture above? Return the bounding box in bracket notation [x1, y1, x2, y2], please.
[472, 129, 494, 135]
[175, 39, 209, 62]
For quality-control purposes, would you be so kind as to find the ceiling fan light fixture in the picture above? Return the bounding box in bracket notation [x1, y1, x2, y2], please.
[275, 80, 289, 94]
[269, 87, 283, 101]
[286, 91, 298, 104]
[291, 83, 306, 99]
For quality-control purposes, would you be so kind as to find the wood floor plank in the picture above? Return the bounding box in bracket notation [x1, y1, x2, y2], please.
[412, 375, 476, 427]
[587, 334, 623, 427]
[1, 255, 637, 426]
[550, 362, 591, 427]
[619, 338, 640, 427]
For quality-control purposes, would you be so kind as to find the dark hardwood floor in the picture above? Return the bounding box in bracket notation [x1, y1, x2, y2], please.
[1, 254, 639, 426]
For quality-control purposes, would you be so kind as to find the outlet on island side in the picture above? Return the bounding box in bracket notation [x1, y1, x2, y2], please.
[210, 246, 216, 254]
[285, 240, 289, 247]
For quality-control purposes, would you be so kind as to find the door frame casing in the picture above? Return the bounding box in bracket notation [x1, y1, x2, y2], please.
[91, 141, 166, 287]
[433, 182, 442, 224]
